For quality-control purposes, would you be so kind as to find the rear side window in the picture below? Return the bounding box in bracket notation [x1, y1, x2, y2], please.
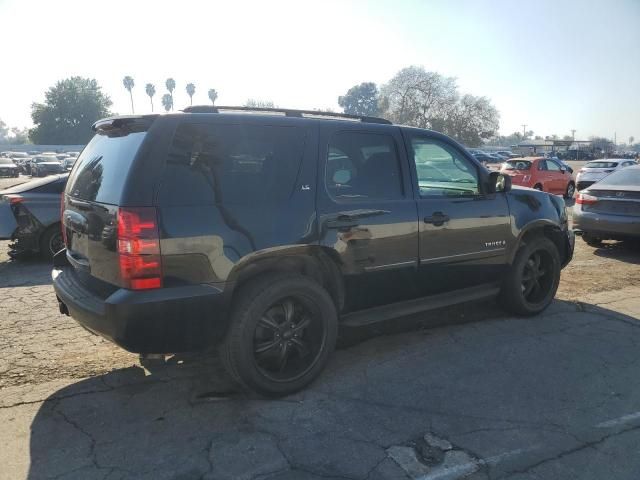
[66, 131, 147, 204]
[325, 132, 403, 201]
[157, 123, 305, 206]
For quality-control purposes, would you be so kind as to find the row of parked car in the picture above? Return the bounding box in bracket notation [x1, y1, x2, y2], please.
[0, 151, 79, 177]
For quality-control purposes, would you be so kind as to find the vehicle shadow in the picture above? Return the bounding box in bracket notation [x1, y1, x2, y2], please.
[592, 240, 640, 265]
[24, 299, 640, 479]
[0, 254, 52, 288]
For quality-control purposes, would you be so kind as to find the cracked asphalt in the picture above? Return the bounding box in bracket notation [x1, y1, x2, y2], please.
[1, 218, 640, 479]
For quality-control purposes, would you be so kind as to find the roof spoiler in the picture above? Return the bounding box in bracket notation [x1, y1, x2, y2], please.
[92, 115, 158, 133]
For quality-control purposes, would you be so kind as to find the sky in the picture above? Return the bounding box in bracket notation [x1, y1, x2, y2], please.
[0, 0, 638, 142]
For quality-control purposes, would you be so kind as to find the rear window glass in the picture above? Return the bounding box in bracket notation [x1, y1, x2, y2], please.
[504, 160, 532, 170]
[595, 169, 640, 186]
[66, 130, 147, 204]
[1, 175, 67, 193]
[157, 123, 305, 206]
[586, 161, 618, 169]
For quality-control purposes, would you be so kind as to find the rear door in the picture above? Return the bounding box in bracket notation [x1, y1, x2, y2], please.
[404, 130, 512, 295]
[317, 123, 419, 312]
[63, 118, 154, 287]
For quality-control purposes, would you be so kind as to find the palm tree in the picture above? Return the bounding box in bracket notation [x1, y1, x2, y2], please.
[161, 93, 173, 112]
[186, 83, 196, 106]
[122, 76, 135, 113]
[207, 88, 218, 106]
[145, 83, 156, 112]
[165, 78, 176, 110]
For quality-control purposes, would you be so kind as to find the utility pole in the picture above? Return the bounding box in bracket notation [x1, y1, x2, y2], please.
[571, 129, 576, 141]
[521, 124, 527, 138]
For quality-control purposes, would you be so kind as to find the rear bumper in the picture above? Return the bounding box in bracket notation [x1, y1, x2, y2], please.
[573, 210, 640, 238]
[52, 264, 231, 354]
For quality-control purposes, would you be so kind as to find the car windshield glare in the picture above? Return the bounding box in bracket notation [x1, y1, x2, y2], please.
[505, 160, 532, 170]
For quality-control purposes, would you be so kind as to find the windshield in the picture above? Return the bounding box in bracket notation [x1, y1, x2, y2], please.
[595, 168, 640, 186]
[586, 161, 619, 169]
[504, 160, 532, 170]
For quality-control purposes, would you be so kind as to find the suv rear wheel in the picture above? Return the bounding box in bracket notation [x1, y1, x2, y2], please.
[500, 236, 560, 316]
[220, 274, 338, 396]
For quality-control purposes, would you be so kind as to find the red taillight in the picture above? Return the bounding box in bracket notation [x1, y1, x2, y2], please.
[60, 194, 67, 247]
[117, 207, 162, 290]
[576, 193, 598, 205]
[8, 195, 23, 205]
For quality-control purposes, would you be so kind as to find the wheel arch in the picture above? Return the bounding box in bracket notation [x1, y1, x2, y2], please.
[509, 220, 568, 265]
[226, 245, 346, 312]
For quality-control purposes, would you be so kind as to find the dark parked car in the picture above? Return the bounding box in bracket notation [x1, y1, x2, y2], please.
[53, 107, 574, 396]
[31, 156, 65, 177]
[0, 157, 20, 177]
[0, 174, 67, 259]
[573, 165, 640, 245]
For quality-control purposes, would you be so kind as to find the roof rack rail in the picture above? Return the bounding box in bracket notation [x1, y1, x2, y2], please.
[181, 105, 392, 125]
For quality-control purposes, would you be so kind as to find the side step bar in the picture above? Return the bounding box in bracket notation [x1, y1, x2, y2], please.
[340, 284, 500, 328]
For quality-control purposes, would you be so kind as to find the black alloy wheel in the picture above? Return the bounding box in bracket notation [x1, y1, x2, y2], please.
[521, 249, 555, 304]
[253, 297, 325, 382]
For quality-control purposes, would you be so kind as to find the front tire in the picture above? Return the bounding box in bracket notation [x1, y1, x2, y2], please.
[500, 236, 561, 316]
[564, 182, 575, 199]
[39, 224, 64, 260]
[220, 274, 338, 397]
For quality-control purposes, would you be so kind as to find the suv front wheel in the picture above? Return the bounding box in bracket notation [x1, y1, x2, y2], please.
[220, 274, 338, 396]
[500, 236, 561, 316]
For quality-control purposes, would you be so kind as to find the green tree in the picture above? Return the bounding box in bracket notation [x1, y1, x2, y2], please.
[29, 77, 112, 144]
[439, 95, 499, 147]
[338, 82, 379, 116]
[165, 78, 176, 110]
[186, 83, 196, 105]
[161, 93, 173, 112]
[630, 136, 635, 146]
[145, 83, 156, 112]
[207, 88, 218, 105]
[122, 76, 135, 113]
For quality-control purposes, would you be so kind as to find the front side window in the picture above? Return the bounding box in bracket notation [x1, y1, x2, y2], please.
[410, 138, 479, 197]
[325, 132, 403, 201]
[546, 160, 562, 171]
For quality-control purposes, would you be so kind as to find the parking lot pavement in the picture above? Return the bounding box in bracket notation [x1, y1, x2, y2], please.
[1, 240, 640, 480]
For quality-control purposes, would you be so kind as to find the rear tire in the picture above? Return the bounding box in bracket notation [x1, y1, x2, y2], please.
[533, 183, 543, 191]
[39, 224, 64, 260]
[220, 274, 338, 397]
[500, 236, 561, 316]
[582, 233, 603, 247]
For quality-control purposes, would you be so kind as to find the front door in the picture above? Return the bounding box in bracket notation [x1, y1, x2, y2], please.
[402, 131, 513, 295]
[317, 124, 419, 312]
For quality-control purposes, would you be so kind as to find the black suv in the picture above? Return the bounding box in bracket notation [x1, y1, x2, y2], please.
[53, 107, 574, 396]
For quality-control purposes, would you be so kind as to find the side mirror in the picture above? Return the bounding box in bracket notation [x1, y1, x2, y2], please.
[488, 171, 511, 193]
[560, 166, 567, 173]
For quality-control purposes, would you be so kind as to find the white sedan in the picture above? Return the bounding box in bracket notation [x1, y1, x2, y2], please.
[576, 159, 637, 191]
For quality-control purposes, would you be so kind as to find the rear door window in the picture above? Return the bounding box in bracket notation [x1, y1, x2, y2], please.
[325, 132, 404, 201]
[157, 123, 306, 206]
[66, 130, 147, 204]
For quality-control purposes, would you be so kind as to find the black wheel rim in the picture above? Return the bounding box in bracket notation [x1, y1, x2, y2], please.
[49, 232, 64, 255]
[252, 296, 326, 382]
[521, 249, 554, 304]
